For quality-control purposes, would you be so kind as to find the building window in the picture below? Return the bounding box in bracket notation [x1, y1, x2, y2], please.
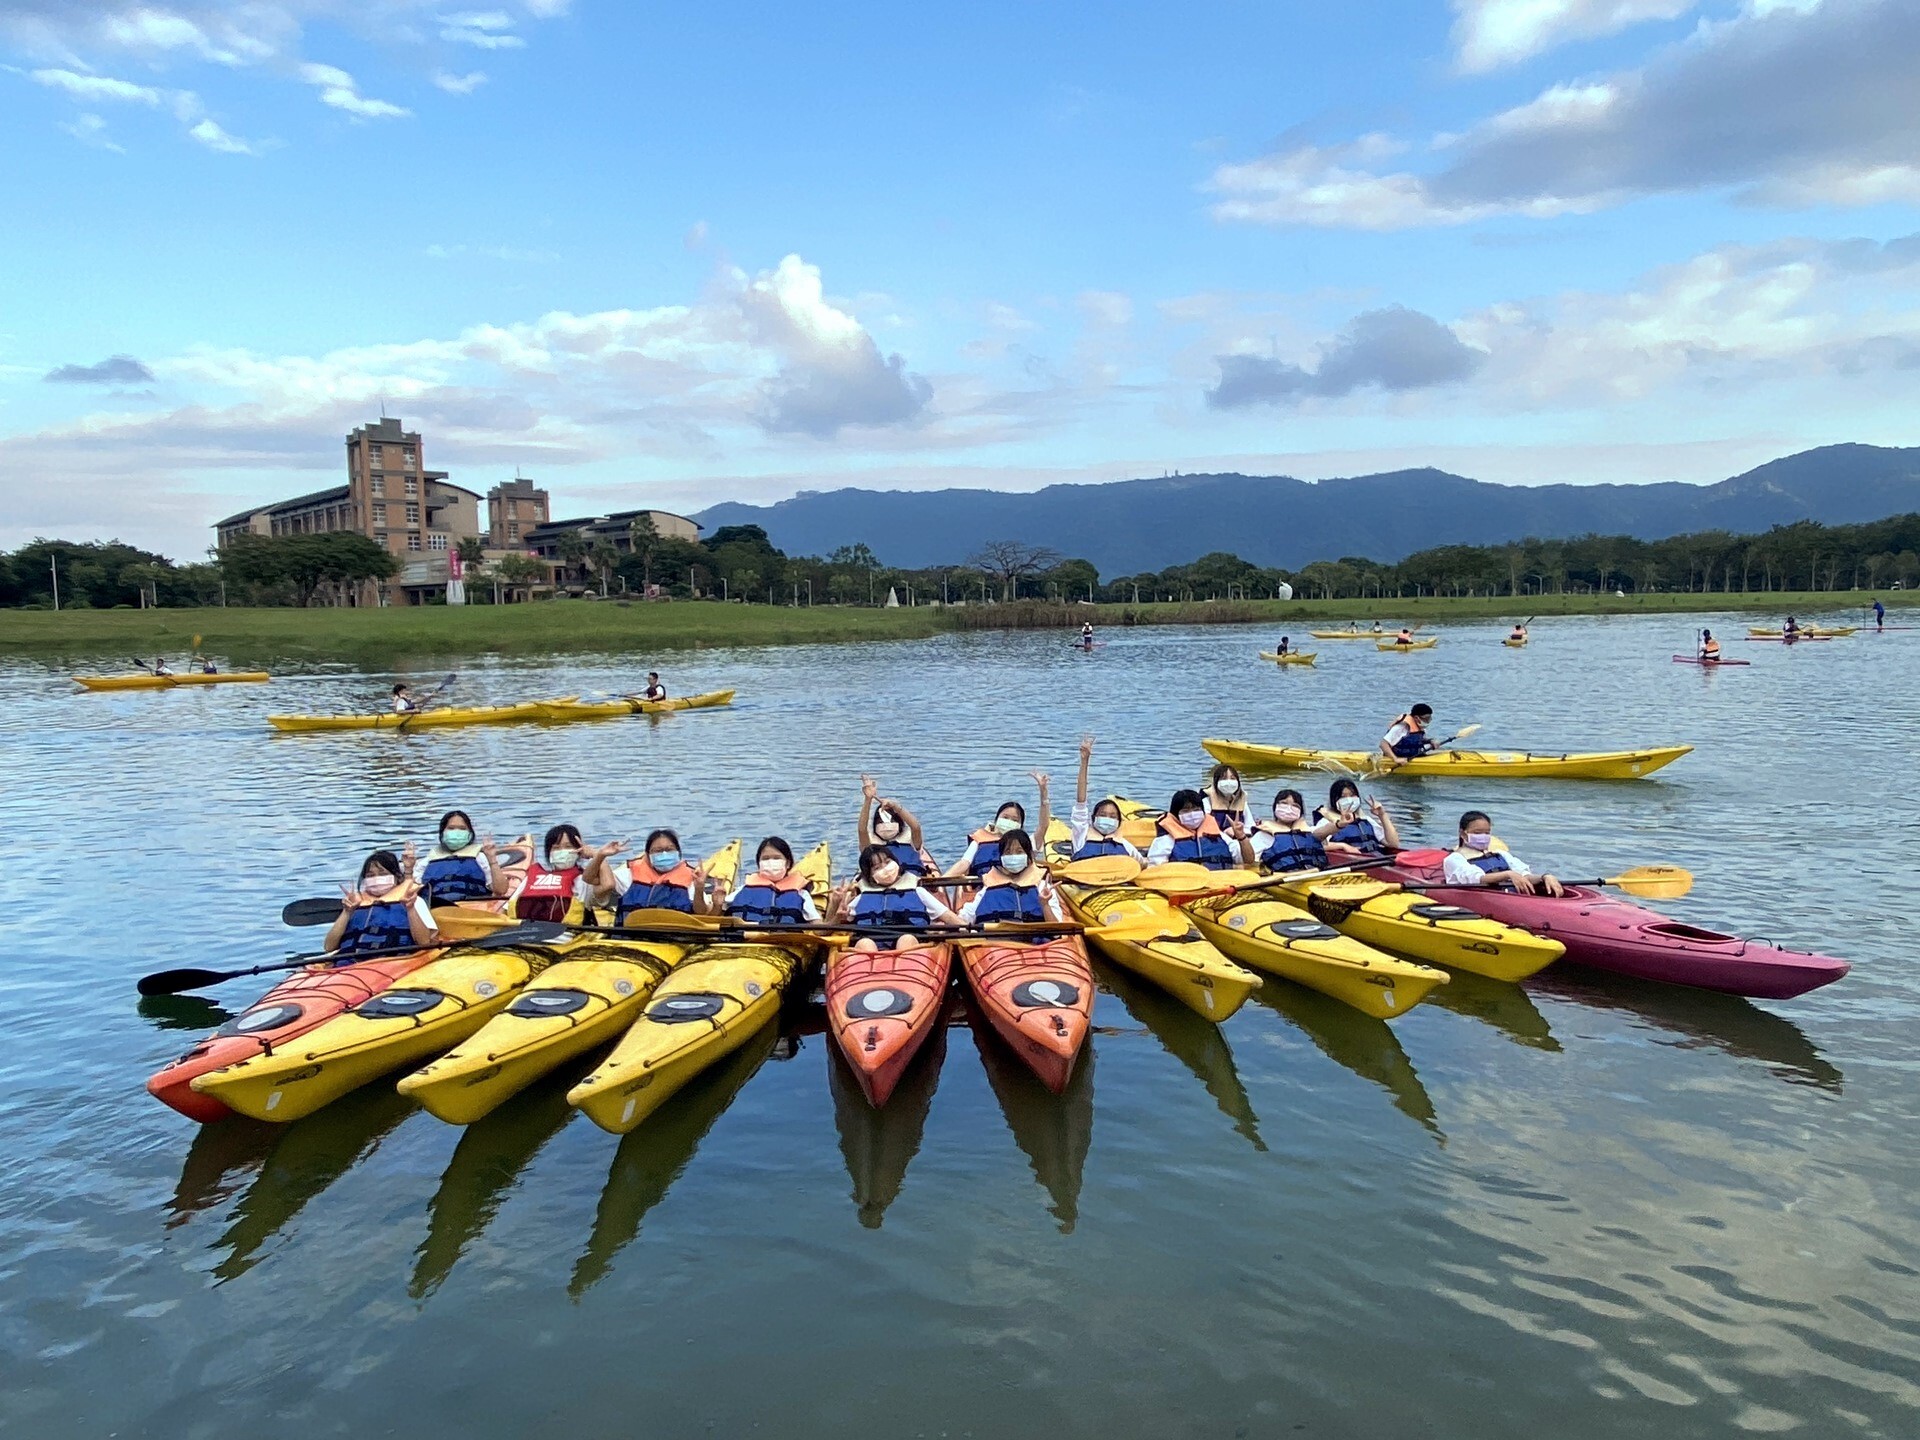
[373, 503, 387, 524]
[370, 443, 382, 462]
[405, 503, 420, 525]
[404, 477, 418, 498]
[407, 533, 422, 552]
[370, 476, 384, 497]
[508, 523, 519, 539]
[375, 530, 388, 542]
[427, 532, 449, 551]
[404, 448, 417, 469]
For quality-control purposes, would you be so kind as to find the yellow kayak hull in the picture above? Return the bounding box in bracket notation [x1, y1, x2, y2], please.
[1307, 631, 1375, 640]
[533, 689, 736, 722]
[266, 698, 578, 732]
[76, 671, 270, 690]
[1059, 883, 1259, 1022]
[1503, 638, 1528, 648]
[1274, 877, 1563, 982]
[1183, 892, 1448, 1021]
[1201, 738, 1693, 780]
[1258, 652, 1317, 666]
[1376, 638, 1439, 650]
[567, 943, 801, 1134]
[398, 939, 686, 1125]
[1747, 626, 1854, 638]
[191, 939, 570, 1121]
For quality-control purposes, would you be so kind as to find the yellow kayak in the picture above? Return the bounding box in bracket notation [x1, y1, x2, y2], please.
[1376, 637, 1439, 650]
[76, 671, 270, 690]
[1201, 738, 1693, 780]
[266, 698, 577, 732]
[1747, 626, 1855, 638]
[532, 689, 736, 722]
[1271, 874, 1563, 982]
[1503, 637, 1528, 648]
[1258, 652, 1317, 666]
[1058, 880, 1258, 1021]
[1308, 630, 1376, 640]
[191, 934, 577, 1122]
[1181, 888, 1448, 1021]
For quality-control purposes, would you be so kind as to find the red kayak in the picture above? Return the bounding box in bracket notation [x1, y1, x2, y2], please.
[824, 941, 953, 1107]
[1672, 655, 1751, 667]
[957, 937, 1093, 1093]
[145, 951, 437, 1122]
[1380, 851, 1848, 1000]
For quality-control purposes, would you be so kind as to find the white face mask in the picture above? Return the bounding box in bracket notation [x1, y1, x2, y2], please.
[1091, 814, 1121, 836]
[1216, 779, 1241, 797]
[758, 857, 789, 880]
[549, 848, 580, 869]
[871, 863, 901, 886]
[874, 817, 901, 840]
[1000, 852, 1030, 876]
[994, 815, 1021, 834]
[362, 874, 398, 897]
[1337, 796, 1362, 815]
[1177, 809, 1205, 829]
[1273, 803, 1302, 824]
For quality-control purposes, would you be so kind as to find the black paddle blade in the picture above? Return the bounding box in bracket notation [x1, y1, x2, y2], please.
[138, 967, 234, 997]
[282, 897, 345, 927]
[469, 920, 566, 947]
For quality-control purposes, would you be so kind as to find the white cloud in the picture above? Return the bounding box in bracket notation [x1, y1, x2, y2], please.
[439, 10, 526, 48]
[30, 67, 165, 105]
[1451, 0, 1702, 72]
[1214, 0, 1920, 228]
[59, 112, 125, 152]
[187, 116, 256, 154]
[431, 68, 486, 94]
[298, 61, 409, 119]
[1078, 291, 1134, 327]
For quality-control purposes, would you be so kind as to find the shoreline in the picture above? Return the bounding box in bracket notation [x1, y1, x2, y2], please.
[1, 590, 1907, 661]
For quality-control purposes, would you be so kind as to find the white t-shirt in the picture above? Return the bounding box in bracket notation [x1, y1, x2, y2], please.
[959, 878, 1061, 925]
[1382, 721, 1427, 751]
[1443, 848, 1533, 886]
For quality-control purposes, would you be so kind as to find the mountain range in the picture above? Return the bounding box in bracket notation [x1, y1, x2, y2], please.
[694, 443, 1920, 574]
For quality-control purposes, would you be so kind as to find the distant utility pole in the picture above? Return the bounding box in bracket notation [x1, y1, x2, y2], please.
[50, 555, 60, 611]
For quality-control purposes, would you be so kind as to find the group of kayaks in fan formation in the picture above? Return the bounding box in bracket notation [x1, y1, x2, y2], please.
[147, 699, 1855, 1139]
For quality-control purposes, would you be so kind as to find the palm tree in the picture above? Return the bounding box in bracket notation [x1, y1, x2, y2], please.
[627, 513, 660, 592]
[590, 541, 619, 598]
[554, 528, 592, 589]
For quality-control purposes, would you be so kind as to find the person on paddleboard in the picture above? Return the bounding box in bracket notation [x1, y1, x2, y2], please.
[1699, 629, 1721, 661]
[590, 828, 714, 917]
[1443, 810, 1564, 896]
[1380, 703, 1436, 762]
[858, 776, 936, 875]
[392, 683, 418, 714]
[1204, 763, 1249, 831]
[958, 828, 1065, 923]
[1873, 597, 1887, 630]
[414, 811, 514, 906]
[1251, 788, 1334, 875]
[1317, 778, 1400, 859]
[726, 836, 821, 924]
[830, 843, 959, 949]
[1145, 788, 1254, 871]
[1079, 622, 1095, 647]
[1066, 736, 1144, 863]
[326, 849, 437, 956]
[949, 775, 1052, 877]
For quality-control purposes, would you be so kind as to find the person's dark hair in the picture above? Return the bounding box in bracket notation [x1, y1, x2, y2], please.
[996, 828, 1034, 862]
[755, 836, 796, 867]
[872, 805, 902, 831]
[995, 800, 1026, 824]
[1271, 788, 1306, 815]
[1209, 763, 1240, 789]
[1328, 778, 1361, 804]
[1091, 797, 1122, 823]
[360, 849, 405, 883]
[544, 824, 583, 859]
[392, 682, 410, 695]
[437, 809, 474, 838]
[1411, 703, 1433, 720]
[643, 828, 682, 856]
[1169, 787, 1206, 814]
[1457, 809, 1491, 838]
[858, 843, 903, 883]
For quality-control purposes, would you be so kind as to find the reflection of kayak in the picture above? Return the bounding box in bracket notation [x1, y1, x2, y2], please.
[1673, 655, 1751, 667]
[1095, 958, 1265, 1152]
[970, 1005, 1094, 1233]
[1245, 978, 1439, 1140]
[76, 671, 270, 690]
[1202, 738, 1693, 780]
[266, 699, 575, 731]
[1258, 651, 1317, 666]
[532, 689, 736, 720]
[829, 1014, 947, 1228]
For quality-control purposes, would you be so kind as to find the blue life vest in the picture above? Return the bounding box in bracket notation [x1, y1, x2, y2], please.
[1159, 819, 1236, 870]
[1329, 817, 1384, 855]
[1072, 832, 1131, 861]
[876, 839, 928, 875]
[727, 879, 812, 925]
[1390, 725, 1431, 759]
[1467, 850, 1512, 876]
[1259, 828, 1327, 874]
[965, 831, 1005, 877]
[614, 858, 699, 921]
[421, 852, 490, 905]
[336, 900, 415, 956]
[850, 886, 932, 930]
[972, 881, 1047, 924]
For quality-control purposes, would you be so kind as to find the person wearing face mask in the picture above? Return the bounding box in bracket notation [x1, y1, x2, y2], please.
[1380, 703, 1436, 762]
[857, 775, 936, 875]
[1065, 736, 1144, 861]
[948, 772, 1052, 878]
[1205, 763, 1250, 830]
[1443, 810, 1564, 896]
[1317, 779, 1401, 858]
[1251, 788, 1333, 874]
[590, 828, 713, 919]
[415, 810, 512, 907]
[830, 843, 959, 948]
[959, 829, 1064, 924]
[727, 837, 821, 924]
[324, 850, 438, 956]
[1145, 788, 1254, 870]
[512, 824, 616, 923]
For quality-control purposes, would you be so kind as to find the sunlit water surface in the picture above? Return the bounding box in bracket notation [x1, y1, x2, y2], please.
[2, 614, 1916, 1439]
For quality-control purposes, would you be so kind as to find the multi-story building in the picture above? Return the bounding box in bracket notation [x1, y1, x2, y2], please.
[522, 507, 702, 589]
[486, 476, 551, 548]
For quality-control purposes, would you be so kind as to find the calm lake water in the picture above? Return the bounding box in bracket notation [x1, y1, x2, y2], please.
[3, 613, 1916, 1439]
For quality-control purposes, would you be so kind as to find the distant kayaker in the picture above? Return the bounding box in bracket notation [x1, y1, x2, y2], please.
[1393, 627, 1414, 646]
[1700, 629, 1721, 661]
[1251, 788, 1333, 875]
[1317, 778, 1400, 858]
[591, 828, 714, 918]
[1204, 762, 1249, 831]
[641, 672, 667, 702]
[1509, 623, 1527, 642]
[151, 658, 173, 677]
[1276, 636, 1291, 656]
[830, 843, 958, 948]
[511, 824, 608, 923]
[1370, 621, 1383, 634]
[1873, 597, 1887, 630]
[1783, 615, 1800, 640]
[414, 811, 514, 906]
[1443, 810, 1564, 896]
[959, 829, 1065, 923]
[858, 775, 936, 874]
[1146, 788, 1254, 871]
[726, 836, 821, 924]
[1380, 703, 1436, 761]
[949, 775, 1052, 878]
[326, 850, 437, 956]
[1066, 736, 1144, 862]
[199, 658, 218, 674]
[392, 683, 418, 714]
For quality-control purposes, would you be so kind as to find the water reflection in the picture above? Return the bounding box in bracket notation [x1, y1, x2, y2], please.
[1247, 979, 1443, 1142]
[968, 1005, 1095, 1233]
[1534, 972, 1843, 1091]
[139, 994, 234, 1032]
[1427, 970, 1561, 1053]
[411, 1082, 578, 1300]
[165, 1116, 278, 1230]
[828, 1009, 948, 1229]
[568, 1022, 779, 1297]
[209, 1083, 416, 1282]
[1093, 960, 1265, 1152]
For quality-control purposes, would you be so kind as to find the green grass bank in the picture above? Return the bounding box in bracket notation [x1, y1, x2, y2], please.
[3, 589, 1908, 662]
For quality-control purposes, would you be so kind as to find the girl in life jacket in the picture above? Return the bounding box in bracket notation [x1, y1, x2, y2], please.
[1442, 810, 1564, 896]
[1251, 788, 1333, 874]
[1317, 779, 1400, 859]
[324, 850, 437, 958]
[1144, 789, 1254, 871]
[1204, 762, 1250, 831]
[590, 828, 713, 920]
[857, 775, 936, 875]
[415, 810, 512, 907]
[948, 772, 1052, 878]
[958, 829, 1064, 925]
[829, 843, 959, 950]
[727, 837, 821, 925]
[1065, 736, 1143, 862]
[512, 824, 609, 924]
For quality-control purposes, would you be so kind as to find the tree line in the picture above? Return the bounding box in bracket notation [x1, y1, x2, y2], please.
[5, 511, 1917, 609]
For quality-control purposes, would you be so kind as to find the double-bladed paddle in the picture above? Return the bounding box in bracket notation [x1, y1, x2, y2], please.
[394, 671, 458, 729]
[135, 921, 560, 997]
[1314, 864, 1694, 902]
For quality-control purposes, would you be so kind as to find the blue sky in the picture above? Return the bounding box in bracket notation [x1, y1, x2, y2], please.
[3, 0, 1917, 559]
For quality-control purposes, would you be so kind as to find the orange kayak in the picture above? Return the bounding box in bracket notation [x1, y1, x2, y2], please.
[825, 942, 953, 1107]
[146, 951, 437, 1122]
[956, 936, 1093, 1094]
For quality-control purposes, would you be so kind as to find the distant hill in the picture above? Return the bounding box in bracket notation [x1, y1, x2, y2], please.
[694, 444, 1920, 573]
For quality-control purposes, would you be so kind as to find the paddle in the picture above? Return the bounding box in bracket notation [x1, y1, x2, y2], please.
[1431, 723, 1482, 751]
[130, 656, 162, 677]
[1133, 855, 1397, 899]
[135, 921, 559, 997]
[281, 843, 530, 925]
[395, 671, 457, 729]
[1051, 855, 1145, 887]
[1321, 864, 1693, 902]
[539, 915, 1090, 945]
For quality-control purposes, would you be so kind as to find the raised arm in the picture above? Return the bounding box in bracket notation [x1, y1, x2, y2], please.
[1032, 770, 1052, 851]
[1075, 736, 1093, 809]
[857, 775, 879, 849]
